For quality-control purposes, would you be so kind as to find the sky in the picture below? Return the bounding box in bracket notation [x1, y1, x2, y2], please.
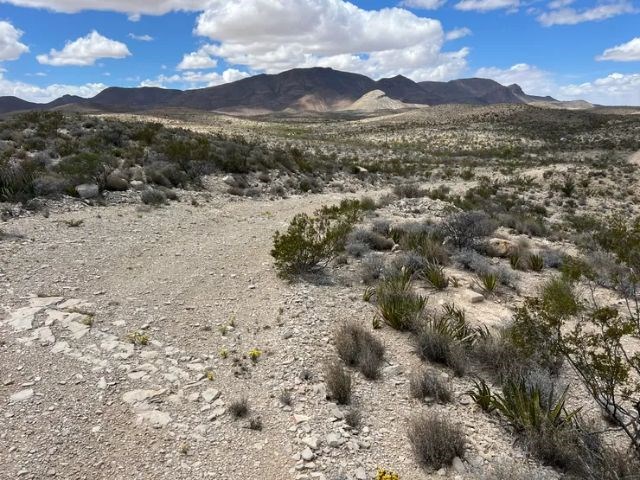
[0, 0, 638, 105]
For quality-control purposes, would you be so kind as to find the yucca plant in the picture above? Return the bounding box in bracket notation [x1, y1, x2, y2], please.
[376, 269, 426, 330]
[510, 253, 522, 270]
[491, 379, 580, 432]
[528, 254, 545, 272]
[477, 272, 498, 294]
[468, 378, 495, 412]
[422, 262, 449, 290]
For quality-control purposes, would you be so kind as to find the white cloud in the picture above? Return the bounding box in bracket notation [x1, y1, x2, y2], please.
[0, 20, 29, 61]
[476, 63, 556, 95]
[477, 62, 640, 105]
[537, 1, 635, 26]
[446, 27, 472, 41]
[400, 0, 447, 10]
[141, 68, 250, 89]
[0, 71, 106, 102]
[36, 31, 131, 66]
[191, 0, 467, 81]
[128, 33, 154, 42]
[597, 37, 640, 62]
[454, 0, 519, 12]
[558, 73, 640, 105]
[177, 47, 218, 70]
[0, 0, 204, 16]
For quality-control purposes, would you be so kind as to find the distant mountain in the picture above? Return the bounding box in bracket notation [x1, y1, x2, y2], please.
[0, 67, 591, 115]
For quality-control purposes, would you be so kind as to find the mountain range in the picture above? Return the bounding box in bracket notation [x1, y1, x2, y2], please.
[0, 67, 591, 115]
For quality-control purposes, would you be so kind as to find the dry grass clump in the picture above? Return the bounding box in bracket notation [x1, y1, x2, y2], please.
[409, 369, 452, 403]
[334, 322, 385, 380]
[324, 361, 352, 405]
[229, 397, 249, 419]
[408, 413, 465, 469]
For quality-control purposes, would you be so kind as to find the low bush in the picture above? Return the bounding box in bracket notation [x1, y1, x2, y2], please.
[271, 200, 363, 278]
[409, 369, 452, 402]
[324, 361, 352, 405]
[229, 398, 249, 419]
[438, 211, 497, 249]
[334, 322, 385, 380]
[394, 183, 426, 198]
[408, 413, 465, 469]
[376, 271, 426, 330]
[141, 188, 167, 205]
[421, 262, 449, 290]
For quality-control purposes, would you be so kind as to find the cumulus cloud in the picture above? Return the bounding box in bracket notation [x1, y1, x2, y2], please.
[141, 68, 250, 89]
[597, 37, 640, 61]
[446, 27, 472, 41]
[400, 0, 447, 10]
[0, 71, 106, 102]
[476, 63, 555, 95]
[0, 20, 29, 61]
[559, 73, 640, 105]
[537, 1, 635, 26]
[37, 31, 131, 66]
[476, 62, 640, 105]
[0, 0, 204, 16]
[177, 46, 218, 70]
[128, 33, 154, 41]
[189, 0, 467, 81]
[454, 0, 519, 12]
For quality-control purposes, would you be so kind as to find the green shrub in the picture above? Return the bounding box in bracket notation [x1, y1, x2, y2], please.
[421, 262, 449, 290]
[376, 271, 426, 330]
[528, 253, 544, 272]
[468, 378, 495, 412]
[271, 201, 362, 278]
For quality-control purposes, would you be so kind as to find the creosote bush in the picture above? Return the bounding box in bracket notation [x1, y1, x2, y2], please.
[408, 413, 465, 469]
[334, 322, 385, 380]
[271, 200, 364, 278]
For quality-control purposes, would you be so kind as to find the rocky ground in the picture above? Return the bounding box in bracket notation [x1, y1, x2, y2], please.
[0, 182, 567, 480]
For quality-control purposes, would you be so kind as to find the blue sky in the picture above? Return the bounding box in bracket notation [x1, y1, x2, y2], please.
[0, 0, 638, 104]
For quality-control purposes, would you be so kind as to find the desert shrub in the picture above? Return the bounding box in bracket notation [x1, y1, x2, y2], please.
[408, 413, 465, 469]
[421, 262, 449, 290]
[229, 398, 249, 419]
[468, 378, 495, 412]
[528, 253, 545, 271]
[438, 211, 497, 249]
[344, 408, 361, 428]
[376, 271, 426, 330]
[271, 200, 363, 278]
[347, 228, 393, 253]
[360, 254, 385, 284]
[141, 188, 167, 205]
[334, 322, 385, 380]
[540, 276, 581, 319]
[248, 417, 263, 431]
[393, 182, 426, 198]
[472, 332, 530, 380]
[386, 252, 427, 277]
[345, 240, 369, 257]
[409, 369, 451, 402]
[477, 271, 498, 294]
[414, 328, 468, 376]
[324, 361, 352, 405]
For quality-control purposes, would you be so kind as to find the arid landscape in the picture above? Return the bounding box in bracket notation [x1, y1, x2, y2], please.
[1, 96, 640, 480]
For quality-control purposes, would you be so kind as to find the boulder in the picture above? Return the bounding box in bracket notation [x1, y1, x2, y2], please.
[75, 183, 99, 199]
[484, 238, 518, 258]
[105, 171, 129, 191]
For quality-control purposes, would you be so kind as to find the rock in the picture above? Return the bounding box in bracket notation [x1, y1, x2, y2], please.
[130, 180, 145, 191]
[28, 297, 63, 308]
[354, 467, 367, 480]
[464, 290, 485, 304]
[326, 432, 341, 448]
[105, 172, 129, 191]
[485, 238, 518, 258]
[452, 456, 465, 474]
[293, 414, 310, 424]
[97, 377, 107, 390]
[136, 410, 171, 428]
[301, 447, 315, 461]
[202, 389, 221, 403]
[302, 435, 320, 450]
[8, 306, 42, 331]
[122, 389, 166, 404]
[75, 183, 99, 199]
[10, 389, 34, 402]
[208, 406, 226, 420]
[222, 175, 238, 187]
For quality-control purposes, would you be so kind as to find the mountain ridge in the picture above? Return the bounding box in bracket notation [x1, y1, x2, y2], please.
[0, 67, 590, 115]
